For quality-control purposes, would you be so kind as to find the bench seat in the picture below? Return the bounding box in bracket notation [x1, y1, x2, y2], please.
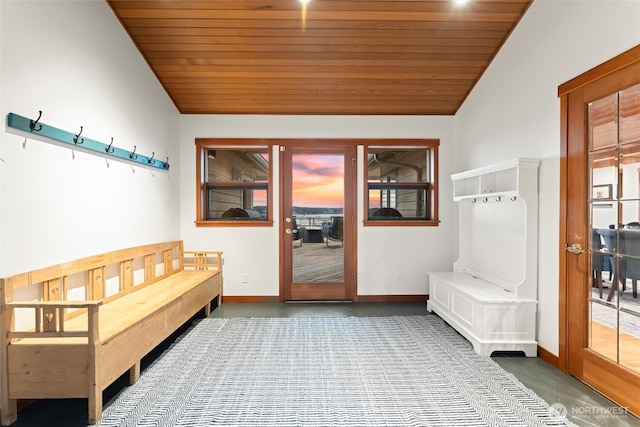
[427, 271, 537, 357]
[12, 269, 218, 346]
[426, 272, 518, 302]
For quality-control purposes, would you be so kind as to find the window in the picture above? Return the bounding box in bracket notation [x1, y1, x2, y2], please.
[196, 140, 273, 226]
[365, 142, 439, 226]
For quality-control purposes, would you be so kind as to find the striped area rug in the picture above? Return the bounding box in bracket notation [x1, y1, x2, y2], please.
[93, 316, 575, 427]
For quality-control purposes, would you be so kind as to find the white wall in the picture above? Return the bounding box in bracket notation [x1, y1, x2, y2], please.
[180, 115, 455, 297]
[0, 1, 180, 276]
[454, 0, 640, 354]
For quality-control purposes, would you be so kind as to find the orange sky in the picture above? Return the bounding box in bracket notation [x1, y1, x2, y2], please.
[292, 155, 344, 208]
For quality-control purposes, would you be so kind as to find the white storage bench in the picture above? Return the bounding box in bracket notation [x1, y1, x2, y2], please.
[428, 272, 537, 356]
[427, 158, 540, 357]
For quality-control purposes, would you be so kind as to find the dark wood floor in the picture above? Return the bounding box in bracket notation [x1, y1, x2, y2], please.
[9, 302, 640, 427]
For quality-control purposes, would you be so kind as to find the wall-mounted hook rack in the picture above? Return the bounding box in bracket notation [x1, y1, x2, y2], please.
[7, 112, 170, 171]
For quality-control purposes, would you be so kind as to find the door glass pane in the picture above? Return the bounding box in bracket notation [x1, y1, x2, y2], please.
[620, 83, 640, 145]
[619, 142, 640, 203]
[620, 311, 640, 374]
[589, 88, 640, 373]
[590, 302, 619, 363]
[589, 147, 616, 200]
[590, 147, 618, 301]
[589, 93, 618, 150]
[619, 234, 640, 373]
[291, 154, 344, 283]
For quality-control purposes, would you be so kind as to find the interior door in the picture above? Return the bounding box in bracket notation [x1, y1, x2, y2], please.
[563, 54, 640, 415]
[280, 144, 357, 301]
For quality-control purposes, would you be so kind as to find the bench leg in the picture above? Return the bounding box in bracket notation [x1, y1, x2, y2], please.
[0, 399, 17, 426]
[0, 342, 16, 426]
[204, 301, 212, 317]
[88, 388, 103, 425]
[129, 361, 141, 384]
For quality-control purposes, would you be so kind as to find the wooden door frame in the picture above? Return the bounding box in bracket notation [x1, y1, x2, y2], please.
[278, 140, 358, 302]
[558, 44, 640, 414]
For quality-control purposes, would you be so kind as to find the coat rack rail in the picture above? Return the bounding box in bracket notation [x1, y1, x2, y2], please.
[6, 112, 170, 171]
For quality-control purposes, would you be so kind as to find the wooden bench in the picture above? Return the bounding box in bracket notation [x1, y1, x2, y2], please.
[0, 241, 222, 426]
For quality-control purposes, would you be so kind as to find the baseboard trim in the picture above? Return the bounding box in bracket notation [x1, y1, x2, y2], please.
[357, 295, 428, 303]
[221, 295, 429, 304]
[537, 345, 560, 368]
[222, 296, 280, 304]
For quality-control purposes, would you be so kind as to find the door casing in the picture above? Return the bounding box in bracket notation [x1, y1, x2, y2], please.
[279, 140, 358, 301]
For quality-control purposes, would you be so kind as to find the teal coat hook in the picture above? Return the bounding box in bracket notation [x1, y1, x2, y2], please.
[7, 112, 169, 171]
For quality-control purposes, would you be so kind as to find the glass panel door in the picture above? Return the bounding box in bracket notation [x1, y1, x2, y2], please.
[280, 145, 356, 301]
[588, 83, 640, 374]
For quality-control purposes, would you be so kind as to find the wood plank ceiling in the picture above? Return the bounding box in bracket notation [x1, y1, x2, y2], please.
[107, 0, 532, 115]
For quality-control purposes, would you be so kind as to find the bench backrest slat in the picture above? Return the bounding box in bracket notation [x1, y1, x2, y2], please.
[6, 241, 185, 290]
[0, 242, 225, 341]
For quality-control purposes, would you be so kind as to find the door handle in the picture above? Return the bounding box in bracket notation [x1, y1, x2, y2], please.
[566, 243, 584, 254]
[285, 229, 298, 234]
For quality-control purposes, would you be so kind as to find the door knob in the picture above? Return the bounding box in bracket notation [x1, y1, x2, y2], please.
[566, 243, 584, 254]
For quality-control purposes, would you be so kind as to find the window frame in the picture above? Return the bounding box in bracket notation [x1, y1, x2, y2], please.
[195, 139, 274, 227]
[364, 140, 439, 227]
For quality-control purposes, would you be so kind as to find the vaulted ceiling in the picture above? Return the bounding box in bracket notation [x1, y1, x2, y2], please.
[107, 0, 532, 115]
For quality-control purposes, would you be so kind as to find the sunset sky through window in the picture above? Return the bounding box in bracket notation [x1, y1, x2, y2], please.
[293, 154, 344, 208]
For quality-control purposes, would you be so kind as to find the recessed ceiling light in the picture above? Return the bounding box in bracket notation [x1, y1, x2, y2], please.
[454, 0, 470, 5]
[299, 0, 310, 32]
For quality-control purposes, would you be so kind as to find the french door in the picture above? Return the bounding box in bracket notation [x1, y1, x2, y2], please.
[561, 46, 640, 416]
[279, 143, 357, 301]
